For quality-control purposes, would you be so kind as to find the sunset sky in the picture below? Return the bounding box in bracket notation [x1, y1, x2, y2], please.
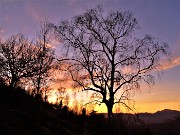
[0, 0, 179, 113]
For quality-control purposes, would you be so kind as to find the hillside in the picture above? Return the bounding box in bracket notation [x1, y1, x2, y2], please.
[0, 83, 94, 135]
[138, 109, 180, 124]
[112, 110, 180, 135]
[0, 83, 140, 135]
[0, 82, 180, 135]
[147, 110, 180, 135]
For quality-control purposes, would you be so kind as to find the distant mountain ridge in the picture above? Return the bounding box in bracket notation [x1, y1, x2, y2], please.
[138, 109, 180, 124]
[154, 109, 180, 115]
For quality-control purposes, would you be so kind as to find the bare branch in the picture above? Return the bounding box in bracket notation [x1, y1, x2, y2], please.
[53, 6, 170, 119]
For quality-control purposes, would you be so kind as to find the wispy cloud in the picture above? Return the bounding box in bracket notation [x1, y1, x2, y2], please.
[161, 56, 180, 70]
[0, 29, 4, 35]
[26, 2, 45, 23]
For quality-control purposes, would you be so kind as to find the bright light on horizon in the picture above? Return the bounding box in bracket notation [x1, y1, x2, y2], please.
[47, 81, 180, 114]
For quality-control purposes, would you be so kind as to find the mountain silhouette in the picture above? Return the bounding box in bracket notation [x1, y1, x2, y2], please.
[138, 109, 180, 124]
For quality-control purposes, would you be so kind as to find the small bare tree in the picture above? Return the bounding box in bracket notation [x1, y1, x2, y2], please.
[54, 6, 170, 120]
[30, 21, 55, 100]
[0, 34, 40, 89]
[56, 86, 66, 103]
[0, 29, 55, 93]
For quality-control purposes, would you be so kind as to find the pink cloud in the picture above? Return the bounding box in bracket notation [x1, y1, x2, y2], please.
[0, 29, 4, 35]
[161, 56, 180, 70]
[26, 2, 45, 23]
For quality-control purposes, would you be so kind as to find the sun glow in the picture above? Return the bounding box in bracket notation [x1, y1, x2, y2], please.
[47, 87, 135, 114]
[46, 82, 180, 114]
[47, 92, 57, 104]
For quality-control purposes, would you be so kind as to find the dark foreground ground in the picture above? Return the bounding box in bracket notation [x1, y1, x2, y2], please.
[0, 83, 180, 135]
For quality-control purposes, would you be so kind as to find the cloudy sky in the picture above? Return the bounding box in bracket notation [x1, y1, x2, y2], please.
[0, 0, 179, 113]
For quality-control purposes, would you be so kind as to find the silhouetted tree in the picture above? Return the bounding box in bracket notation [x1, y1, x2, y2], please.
[64, 93, 70, 106]
[56, 86, 66, 103]
[30, 21, 55, 100]
[0, 34, 41, 89]
[54, 6, 170, 120]
[0, 30, 55, 92]
[82, 108, 86, 116]
[59, 100, 63, 109]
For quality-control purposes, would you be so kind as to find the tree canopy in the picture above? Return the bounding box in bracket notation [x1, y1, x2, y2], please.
[54, 6, 170, 119]
[0, 31, 55, 93]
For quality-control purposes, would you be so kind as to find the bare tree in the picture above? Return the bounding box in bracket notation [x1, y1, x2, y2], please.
[30, 21, 55, 100]
[0, 34, 41, 89]
[55, 86, 66, 103]
[54, 6, 170, 120]
[0, 29, 55, 93]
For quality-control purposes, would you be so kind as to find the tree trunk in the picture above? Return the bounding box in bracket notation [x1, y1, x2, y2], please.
[106, 102, 115, 135]
[9, 78, 16, 90]
[107, 103, 114, 121]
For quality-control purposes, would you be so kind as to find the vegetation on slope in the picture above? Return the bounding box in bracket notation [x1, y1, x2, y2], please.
[0, 81, 179, 135]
